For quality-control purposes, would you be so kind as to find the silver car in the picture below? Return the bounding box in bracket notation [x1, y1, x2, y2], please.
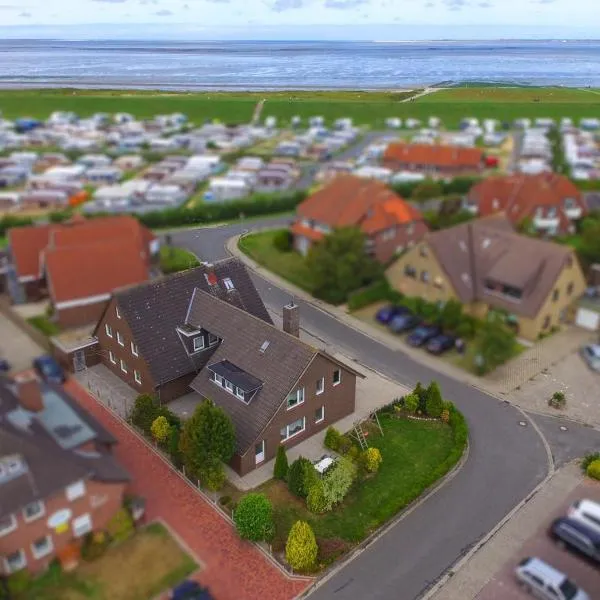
[581, 344, 600, 372]
[515, 557, 589, 600]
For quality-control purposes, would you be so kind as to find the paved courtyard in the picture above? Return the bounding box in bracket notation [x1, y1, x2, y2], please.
[0, 308, 43, 372]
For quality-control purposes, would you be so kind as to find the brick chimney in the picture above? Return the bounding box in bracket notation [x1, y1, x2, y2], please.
[15, 373, 44, 413]
[283, 302, 300, 338]
[203, 262, 218, 287]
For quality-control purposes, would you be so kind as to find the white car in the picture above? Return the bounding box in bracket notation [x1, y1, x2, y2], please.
[568, 498, 600, 534]
[580, 345, 600, 373]
[515, 557, 589, 600]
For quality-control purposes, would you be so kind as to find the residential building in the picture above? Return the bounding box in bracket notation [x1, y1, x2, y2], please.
[386, 215, 586, 341]
[465, 173, 586, 236]
[94, 258, 274, 403]
[291, 175, 428, 264]
[382, 142, 484, 177]
[0, 372, 129, 575]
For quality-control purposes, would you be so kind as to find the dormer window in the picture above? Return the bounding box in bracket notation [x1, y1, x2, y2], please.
[193, 337, 205, 352]
[223, 278, 234, 291]
[208, 360, 262, 404]
[208, 333, 218, 346]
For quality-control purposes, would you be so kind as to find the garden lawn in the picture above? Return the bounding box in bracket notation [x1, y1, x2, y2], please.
[16, 522, 197, 600]
[261, 414, 455, 547]
[27, 315, 61, 337]
[159, 245, 200, 274]
[238, 229, 315, 293]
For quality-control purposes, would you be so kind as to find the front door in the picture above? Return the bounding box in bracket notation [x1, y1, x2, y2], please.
[255, 440, 265, 465]
[73, 350, 86, 373]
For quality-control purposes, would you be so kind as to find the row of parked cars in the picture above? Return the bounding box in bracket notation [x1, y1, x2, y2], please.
[375, 304, 458, 354]
[515, 498, 600, 600]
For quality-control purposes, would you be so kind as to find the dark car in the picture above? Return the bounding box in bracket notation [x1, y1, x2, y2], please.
[170, 580, 214, 600]
[426, 334, 456, 355]
[388, 313, 422, 334]
[550, 517, 600, 563]
[33, 355, 66, 384]
[0, 359, 11, 373]
[375, 304, 410, 324]
[407, 325, 442, 347]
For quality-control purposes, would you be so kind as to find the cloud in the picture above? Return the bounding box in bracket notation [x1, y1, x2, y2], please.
[324, 0, 368, 8]
[154, 8, 173, 15]
[425, 0, 435, 5]
[269, 0, 307, 11]
[478, 0, 492, 5]
[0, 4, 20, 8]
[443, 0, 468, 9]
[19, 10, 31, 16]
[183, 2, 190, 7]
[91, 0, 127, 3]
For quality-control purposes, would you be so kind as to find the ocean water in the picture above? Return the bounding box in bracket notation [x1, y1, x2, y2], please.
[0, 39, 599, 90]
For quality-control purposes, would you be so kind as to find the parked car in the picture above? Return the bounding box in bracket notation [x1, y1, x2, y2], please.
[0, 358, 10, 373]
[375, 304, 410, 325]
[170, 580, 214, 600]
[550, 517, 600, 563]
[580, 344, 600, 372]
[388, 313, 422, 334]
[568, 499, 600, 535]
[426, 334, 456, 355]
[33, 355, 66, 384]
[407, 325, 442, 347]
[515, 557, 589, 600]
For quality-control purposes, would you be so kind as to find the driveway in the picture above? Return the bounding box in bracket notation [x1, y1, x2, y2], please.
[64, 379, 311, 600]
[0, 308, 43, 372]
[169, 221, 558, 600]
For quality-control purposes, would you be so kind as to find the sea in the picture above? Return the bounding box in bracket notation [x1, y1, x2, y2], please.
[0, 39, 600, 90]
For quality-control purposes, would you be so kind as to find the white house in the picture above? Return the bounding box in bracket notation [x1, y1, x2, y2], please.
[205, 177, 250, 202]
[93, 185, 135, 208]
[146, 184, 188, 204]
[85, 167, 123, 185]
[385, 118, 402, 129]
[353, 166, 392, 183]
[78, 154, 112, 169]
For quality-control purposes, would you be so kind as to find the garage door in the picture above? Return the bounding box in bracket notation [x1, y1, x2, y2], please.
[575, 307, 600, 331]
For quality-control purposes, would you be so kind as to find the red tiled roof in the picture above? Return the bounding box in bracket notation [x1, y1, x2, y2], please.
[44, 239, 150, 304]
[290, 222, 325, 242]
[383, 143, 484, 169]
[295, 175, 424, 234]
[8, 224, 53, 280]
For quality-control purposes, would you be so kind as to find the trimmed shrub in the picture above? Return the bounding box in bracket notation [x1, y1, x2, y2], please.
[307, 481, 328, 514]
[287, 457, 317, 499]
[273, 445, 289, 480]
[5, 569, 31, 595]
[337, 434, 353, 455]
[403, 392, 419, 414]
[130, 394, 159, 435]
[346, 279, 399, 311]
[346, 445, 360, 462]
[425, 382, 444, 418]
[273, 229, 293, 252]
[586, 459, 600, 481]
[286, 521, 318, 572]
[413, 382, 427, 414]
[107, 507, 134, 542]
[582, 452, 600, 472]
[362, 447, 383, 473]
[322, 457, 357, 510]
[324, 426, 342, 452]
[233, 493, 274, 541]
[150, 415, 171, 445]
[81, 531, 110, 561]
[549, 391, 566, 409]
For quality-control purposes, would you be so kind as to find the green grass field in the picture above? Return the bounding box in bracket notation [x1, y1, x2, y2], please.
[2, 86, 599, 128]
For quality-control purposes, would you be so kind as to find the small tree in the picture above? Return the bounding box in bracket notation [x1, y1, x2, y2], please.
[361, 447, 383, 473]
[287, 457, 318, 499]
[307, 481, 328, 514]
[202, 459, 227, 492]
[131, 394, 159, 435]
[425, 382, 443, 418]
[233, 493, 274, 541]
[286, 521, 318, 572]
[322, 457, 356, 510]
[273, 445, 289, 480]
[586, 459, 600, 481]
[273, 229, 292, 252]
[549, 391, 566, 409]
[413, 382, 427, 414]
[150, 415, 171, 445]
[412, 180, 444, 202]
[403, 392, 419, 414]
[475, 321, 516, 374]
[439, 299, 464, 332]
[324, 426, 341, 451]
[106, 508, 134, 542]
[167, 427, 183, 468]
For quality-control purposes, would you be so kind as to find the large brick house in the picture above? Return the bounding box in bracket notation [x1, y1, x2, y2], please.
[0, 373, 129, 576]
[387, 215, 587, 341]
[6, 215, 157, 328]
[465, 173, 587, 236]
[290, 175, 428, 264]
[382, 142, 484, 177]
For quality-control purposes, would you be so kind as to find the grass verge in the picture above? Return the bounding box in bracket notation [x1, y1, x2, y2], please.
[159, 245, 201, 274]
[27, 315, 61, 337]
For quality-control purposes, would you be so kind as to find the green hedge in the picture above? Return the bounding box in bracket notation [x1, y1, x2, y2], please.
[347, 280, 402, 311]
[0, 215, 34, 237]
[390, 176, 481, 200]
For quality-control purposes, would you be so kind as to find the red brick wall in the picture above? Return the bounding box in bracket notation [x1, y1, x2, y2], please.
[371, 220, 429, 264]
[55, 299, 109, 329]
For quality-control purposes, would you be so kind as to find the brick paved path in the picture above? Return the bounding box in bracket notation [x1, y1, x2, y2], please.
[65, 380, 312, 600]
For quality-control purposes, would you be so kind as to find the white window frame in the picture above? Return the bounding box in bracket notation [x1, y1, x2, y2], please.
[22, 500, 45, 523]
[31, 535, 53, 560]
[131, 341, 138, 357]
[115, 305, 121, 319]
[72, 514, 92, 538]
[315, 406, 325, 424]
[109, 350, 116, 365]
[213, 373, 223, 386]
[333, 369, 341, 386]
[193, 336, 205, 352]
[223, 277, 234, 291]
[120, 359, 128, 374]
[225, 380, 234, 393]
[235, 387, 245, 401]
[280, 416, 306, 442]
[316, 377, 324, 395]
[66, 480, 86, 501]
[116, 331, 124, 347]
[286, 387, 305, 410]
[134, 370, 142, 385]
[105, 323, 113, 338]
[0, 514, 17, 537]
[3, 549, 26, 574]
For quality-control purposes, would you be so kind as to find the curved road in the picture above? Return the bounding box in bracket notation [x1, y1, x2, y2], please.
[167, 217, 596, 600]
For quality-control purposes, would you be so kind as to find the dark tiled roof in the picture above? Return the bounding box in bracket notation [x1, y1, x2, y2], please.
[109, 258, 273, 385]
[187, 290, 317, 454]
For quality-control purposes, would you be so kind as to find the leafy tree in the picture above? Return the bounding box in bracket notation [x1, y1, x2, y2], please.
[233, 493, 274, 541]
[203, 458, 227, 492]
[167, 427, 183, 468]
[287, 457, 318, 499]
[324, 426, 342, 452]
[150, 416, 171, 445]
[131, 394, 159, 435]
[474, 321, 517, 374]
[179, 399, 236, 485]
[286, 521, 318, 572]
[307, 481, 328, 514]
[273, 445, 289, 480]
[425, 381, 444, 418]
[273, 229, 293, 252]
[107, 508, 134, 542]
[413, 382, 427, 414]
[321, 457, 357, 510]
[306, 227, 381, 304]
[577, 219, 600, 267]
[361, 447, 383, 473]
[403, 392, 419, 414]
[411, 180, 443, 202]
[439, 299, 464, 332]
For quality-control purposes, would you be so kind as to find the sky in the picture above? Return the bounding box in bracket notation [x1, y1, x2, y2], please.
[0, 0, 598, 39]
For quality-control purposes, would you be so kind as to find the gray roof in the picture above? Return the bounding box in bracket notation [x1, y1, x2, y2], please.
[109, 258, 273, 386]
[427, 215, 575, 318]
[0, 376, 129, 518]
[187, 290, 317, 454]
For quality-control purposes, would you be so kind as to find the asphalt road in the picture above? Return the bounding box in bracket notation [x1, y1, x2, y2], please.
[167, 219, 599, 600]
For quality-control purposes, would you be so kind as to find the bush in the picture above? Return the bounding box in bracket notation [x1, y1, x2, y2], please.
[286, 521, 318, 572]
[167, 427, 184, 468]
[337, 434, 353, 455]
[425, 382, 444, 418]
[586, 459, 600, 481]
[361, 447, 383, 473]
[403, 392, 419, 414]
[346, 279, 400, 311]
[440, 409, 450, 423]
[322, 457, 357, 510]
[219, 495, 232, 506]
[150, 415, 171, 444]
[411, 180, 444, 201]
[548, 391, 566, 409]
[273, 445, 289, 480]
[273, 229, 293, 252]
[581, 452, 600, 472]
[107, 507, 134, 543]
[130, 394, 159, 435]
[324, 426, 342, 452]
[5, 569, 31, 595]
[201, 460, 227, 492]
[307, 481, 328, 514]
[287, 457, 318, 499]
[413, 382, 427, 414]
[233, 493, 274, 541]
[81, 531, 110, 561]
